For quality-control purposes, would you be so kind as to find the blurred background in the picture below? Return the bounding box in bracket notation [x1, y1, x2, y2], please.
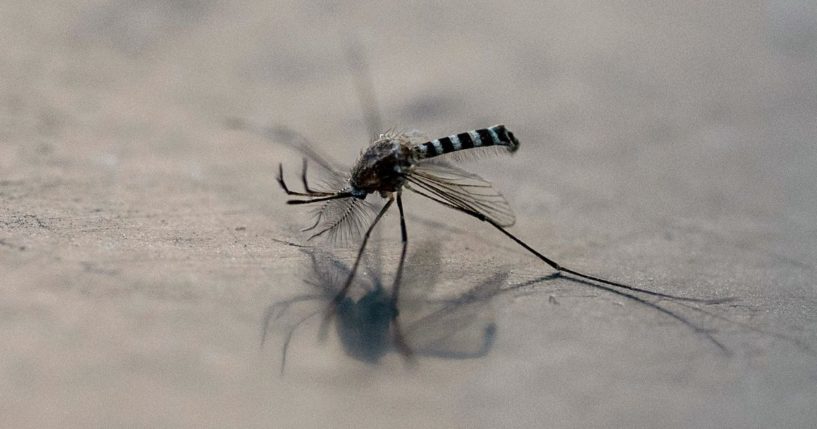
[1, 1, 816, 427]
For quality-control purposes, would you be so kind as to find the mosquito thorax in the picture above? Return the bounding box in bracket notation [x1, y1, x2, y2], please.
[349, 133, 414, 196]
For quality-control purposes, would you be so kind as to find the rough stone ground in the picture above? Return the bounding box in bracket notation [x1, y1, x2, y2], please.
[2, 1, 816, 428]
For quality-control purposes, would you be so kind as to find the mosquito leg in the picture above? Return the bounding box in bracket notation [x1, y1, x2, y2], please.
[406, 185, 729, 304]
[391, 191, 414, 357]
[491, 221, 731, 352]
[336, 197, 393, 300]
[488, 222, 732, 304]
[493, 219, 729, 303]
[277, 163, 300, 195]
[392, 191, 409, 305]
[300, 158, 322, 194]
[277, 163, 333, 197]
[325, 196, 392, 309]
[406, 186, 732, 352]
[317, 197, 394, 340]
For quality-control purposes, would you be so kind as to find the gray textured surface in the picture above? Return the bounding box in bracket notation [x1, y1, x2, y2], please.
[2, 1, 816, 428]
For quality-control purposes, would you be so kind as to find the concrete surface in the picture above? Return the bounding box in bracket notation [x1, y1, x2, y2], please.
[2, 1, 816, 428]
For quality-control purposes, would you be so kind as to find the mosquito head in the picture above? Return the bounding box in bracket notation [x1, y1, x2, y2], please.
[350, 186, 369, 200]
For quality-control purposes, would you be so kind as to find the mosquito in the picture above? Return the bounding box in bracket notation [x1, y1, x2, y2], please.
[275, 123, 732, 354]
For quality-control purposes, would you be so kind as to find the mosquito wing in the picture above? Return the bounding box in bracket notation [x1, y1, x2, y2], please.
[406, 162, 516, 227]
[265, 125, 348, 174]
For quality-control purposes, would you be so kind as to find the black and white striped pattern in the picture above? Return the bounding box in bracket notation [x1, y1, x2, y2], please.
[412, 124, 520, 160]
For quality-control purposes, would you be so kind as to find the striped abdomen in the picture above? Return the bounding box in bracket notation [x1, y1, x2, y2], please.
[412, 125, 520, 160]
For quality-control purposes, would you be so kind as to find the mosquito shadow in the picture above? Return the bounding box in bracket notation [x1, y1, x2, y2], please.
[502, 272, 817, 358]
[260, 241, 504, 374]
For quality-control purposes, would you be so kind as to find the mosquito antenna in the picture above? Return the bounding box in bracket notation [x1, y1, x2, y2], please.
[345, 39, 383, 138]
